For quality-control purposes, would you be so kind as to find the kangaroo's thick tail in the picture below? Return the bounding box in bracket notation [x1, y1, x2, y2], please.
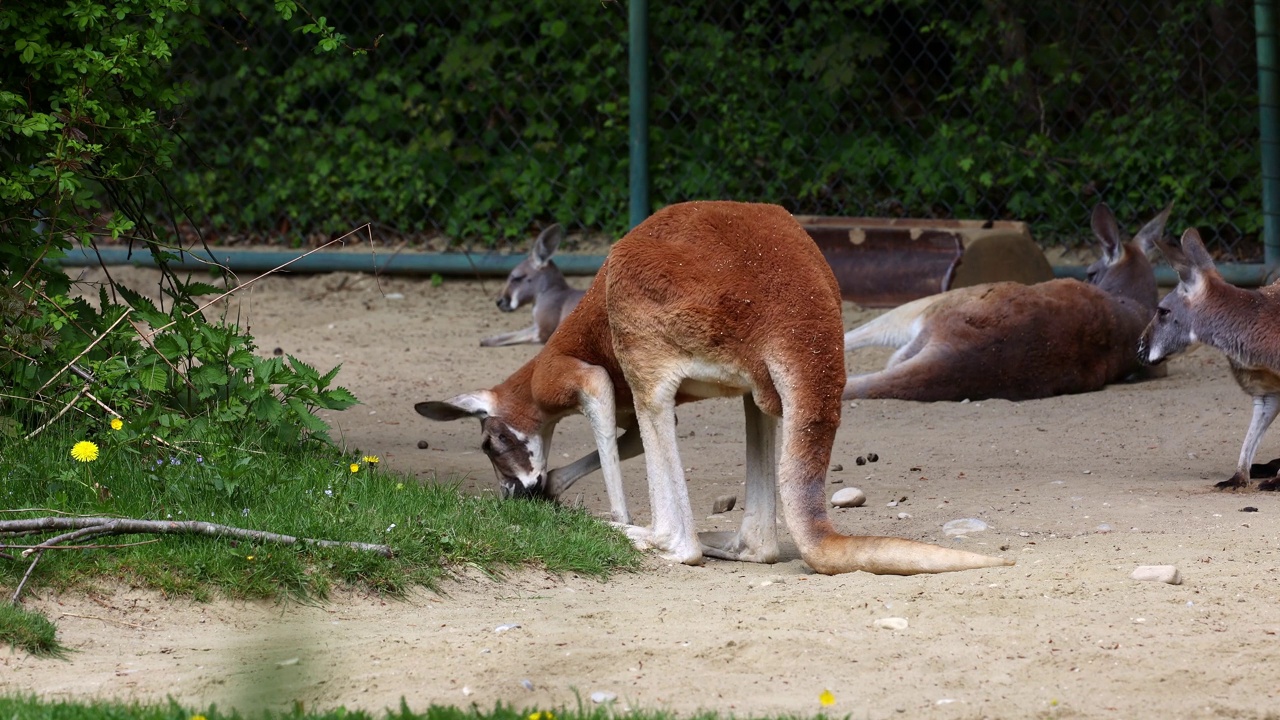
[777, 410, 1012, 575]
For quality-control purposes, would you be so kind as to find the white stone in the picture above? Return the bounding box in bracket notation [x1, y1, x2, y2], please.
[875, 617, 909, 630]
[943, 518, 989, 537]
[591, 691, 618, 704]
[1131, 565, 1182, 585]
[831, 487, 867, 508]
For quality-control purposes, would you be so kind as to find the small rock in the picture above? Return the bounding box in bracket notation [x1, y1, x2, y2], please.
[1241, 506, 1259, 513]
[855, 456, 867, 466]
[897, 512, 912, 519]
[494, 623, 521, 633]
[384, 292, 405, 300]
[276, 657, 299, 667]
[712, 495, 737, 514]
[886, 500, 898, 508]
[830, 463, 843, 472]
[943, 518, 989, 537]
[1095, 524, 1113, 533]
[1131, 565, 1182, 585]
[875, 617, 909, 630]
[272, 347, 284, 356]
[417, 440, 430, 450]
[866, 452, 879, 463]
[591, 691, 618, 704]
[831, 487, 867, 508]
[462, 687, 473, 697]
[520, 679, 534, 691]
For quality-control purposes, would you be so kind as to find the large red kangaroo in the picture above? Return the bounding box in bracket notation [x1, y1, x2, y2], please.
[1140, 227, 1280, 491]
[418, 201, 1011, 575]
[843, 203, 1171, 401]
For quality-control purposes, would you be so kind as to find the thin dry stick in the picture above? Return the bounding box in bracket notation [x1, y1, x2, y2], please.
[23, 384, 88, 440]
[143, 224, 373, 340]
[2, 539, 161, 552]
[20, 523, 120, 557]
[34, 308, 134, 394]
[0, 517, 394, 557]
[12, 550, 43, 604]
[57, 612, 145, 629]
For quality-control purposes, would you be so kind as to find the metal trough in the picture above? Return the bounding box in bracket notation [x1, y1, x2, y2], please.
[796, 216, 1054, 308]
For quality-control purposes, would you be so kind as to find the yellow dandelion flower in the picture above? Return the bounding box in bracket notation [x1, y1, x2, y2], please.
[191, 715, 208, 720]
[527, 712, 555, 720]
[71, 441, 99, 463]
[819, 689, 836, 707]
[246, 555, 254, 561]
[110, 418, 123, 431]
[349, 463, 360, 473]
[363, 455, 380, 464]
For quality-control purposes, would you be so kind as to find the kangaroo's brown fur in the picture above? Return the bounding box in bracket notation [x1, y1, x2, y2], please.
[419, 201, 1012, 574]
[843, 203, 1170, 401]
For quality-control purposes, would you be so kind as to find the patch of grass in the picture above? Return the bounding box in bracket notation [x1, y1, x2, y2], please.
[0, 426, 640, 605]
[0, 602, 65, 657]
[0, 697, 703, 720]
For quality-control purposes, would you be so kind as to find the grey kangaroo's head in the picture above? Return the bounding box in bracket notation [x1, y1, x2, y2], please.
[497, 224, 566, 312]
[415, 394, 548, 500]
[1139, 227, 1218, 366]
[1083, 202, 1171, 309]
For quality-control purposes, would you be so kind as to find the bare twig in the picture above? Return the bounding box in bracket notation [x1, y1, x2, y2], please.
[1, 539, 161, 552]
[34, 308, 134, 394]
[23, 384, 88, 440]
[0, 517, 394, 557]
[12, 550, 43, 604]
[143, 224, 373, 340]
[57, 612, 145, 629]
[20, 523, 119, 557]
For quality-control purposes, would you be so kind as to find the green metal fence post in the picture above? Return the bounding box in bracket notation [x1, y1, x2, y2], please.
[628, 0, 650, 229]
[1258, 0, 1280, 267]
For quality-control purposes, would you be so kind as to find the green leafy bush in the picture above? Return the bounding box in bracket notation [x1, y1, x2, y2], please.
[0, 0, 357, 448]
[168, 0, 1259, 253]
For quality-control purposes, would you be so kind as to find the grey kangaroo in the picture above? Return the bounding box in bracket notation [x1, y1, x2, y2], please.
[1140, 227, 1280, 491]
[480, 224, 586, 347]
[842, 203, 1171, 401]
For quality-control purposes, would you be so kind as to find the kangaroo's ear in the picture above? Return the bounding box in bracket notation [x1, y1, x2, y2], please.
[1132, 202, 1173, 256]
[531, 224, 564, 268]
[1179, 228, 1217, 278]
[1090, 203, 1123, 264]
[415, 391, 497, 421]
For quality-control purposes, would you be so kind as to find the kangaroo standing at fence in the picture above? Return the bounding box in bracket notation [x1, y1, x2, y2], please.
[1140, 227, 1280, 490]
[419, 200, 1011, 575]
[842, 203, 1171, 401]
[480, 224, 586, 347]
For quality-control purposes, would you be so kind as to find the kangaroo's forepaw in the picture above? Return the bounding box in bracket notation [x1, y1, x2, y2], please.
[1215, 472, 1250, 491]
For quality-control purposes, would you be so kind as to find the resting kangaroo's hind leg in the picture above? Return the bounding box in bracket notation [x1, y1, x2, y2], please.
[699, 394, 780, 563]
[843, 344, 966, 401]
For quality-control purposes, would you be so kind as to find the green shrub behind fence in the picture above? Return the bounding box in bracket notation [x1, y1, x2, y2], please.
[173, 0, 1261, 257]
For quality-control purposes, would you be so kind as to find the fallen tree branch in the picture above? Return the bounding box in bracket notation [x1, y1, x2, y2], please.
[0, 517, 393, 558]
[1, 539, 161, 552]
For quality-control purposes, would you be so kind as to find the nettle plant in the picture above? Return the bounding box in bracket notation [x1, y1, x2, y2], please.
[0, 0, 358, 450]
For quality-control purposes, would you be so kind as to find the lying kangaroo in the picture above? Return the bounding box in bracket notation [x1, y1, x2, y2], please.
[480, 224, 586, 347]
[419, 200, 1011, 575]
[842, 203, 1171, 401]
[1140, 227, 1280, 491]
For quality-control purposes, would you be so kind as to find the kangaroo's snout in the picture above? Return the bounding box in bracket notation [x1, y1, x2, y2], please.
[496, 296, 515, 312]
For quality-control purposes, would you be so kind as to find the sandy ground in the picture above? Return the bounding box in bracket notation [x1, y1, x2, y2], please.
[5, 265, 1280, 719]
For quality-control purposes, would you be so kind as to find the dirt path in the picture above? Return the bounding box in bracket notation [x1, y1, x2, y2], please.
[5, 267, 1280, 719]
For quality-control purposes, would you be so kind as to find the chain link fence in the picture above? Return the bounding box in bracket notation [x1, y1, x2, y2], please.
[171, 1, 1263, 259]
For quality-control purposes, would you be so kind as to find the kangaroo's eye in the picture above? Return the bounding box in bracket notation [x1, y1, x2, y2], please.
[1156, 307, 1170, 318]
[510, 274, 524, 282]
[1086, 270, 1098, 282]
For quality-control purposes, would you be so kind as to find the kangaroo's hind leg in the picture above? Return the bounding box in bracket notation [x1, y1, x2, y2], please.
[700, 394, 780, 563]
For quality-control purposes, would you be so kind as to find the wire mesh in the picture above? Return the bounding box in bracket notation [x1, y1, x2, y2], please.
[170, 1, 1263, 259]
